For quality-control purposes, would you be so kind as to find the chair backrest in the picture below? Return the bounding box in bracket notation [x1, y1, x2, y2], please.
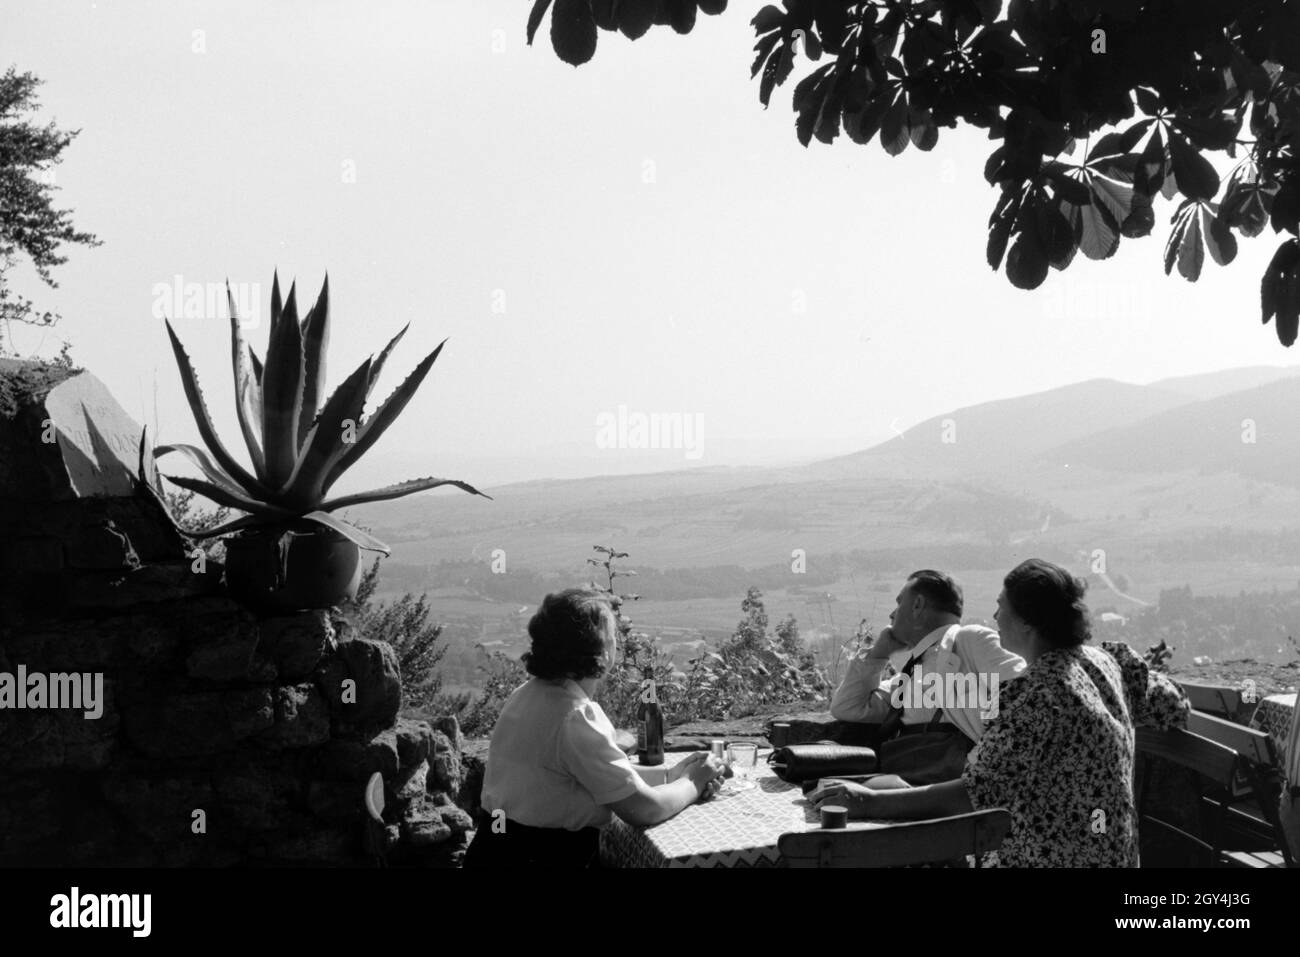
[1135, 725, 1293, 867]
[1135, 727, 1239, 789]
[1177, 681, 1246, 720]
[777, 809, 1012, 868]
[1187, 710, 1278, 770]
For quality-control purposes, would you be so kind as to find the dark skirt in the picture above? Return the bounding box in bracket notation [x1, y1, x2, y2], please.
[462, 814, 602, 869]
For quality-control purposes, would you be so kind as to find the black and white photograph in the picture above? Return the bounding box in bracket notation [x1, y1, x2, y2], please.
[1, 0, 1299, 933]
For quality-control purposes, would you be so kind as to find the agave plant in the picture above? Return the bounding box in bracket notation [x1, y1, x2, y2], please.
[154, 272, 487, 553]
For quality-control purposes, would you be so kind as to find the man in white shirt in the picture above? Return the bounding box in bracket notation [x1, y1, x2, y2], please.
[831, 570, 1026, 748]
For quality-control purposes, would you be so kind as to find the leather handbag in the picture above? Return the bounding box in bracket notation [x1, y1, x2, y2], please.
[766, 744, 878, 783]
[877, 723, 973, 786]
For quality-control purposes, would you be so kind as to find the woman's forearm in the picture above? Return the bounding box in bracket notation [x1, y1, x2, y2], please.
[609, 778, 701, 827]
[869, 779, 973, 819]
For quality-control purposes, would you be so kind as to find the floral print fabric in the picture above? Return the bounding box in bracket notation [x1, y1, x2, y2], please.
[962, 641, 1189, 867]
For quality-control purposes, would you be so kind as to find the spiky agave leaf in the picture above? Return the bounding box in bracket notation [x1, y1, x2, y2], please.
[155, 443, 260, 501]
[318, 476, 491, 513]
[301, 510, 391, 554]
[261, 281, 305, 487]
[270, 270, 282, 334]
[161, 473, 295, 517]
[183, 513, 278, 540]
[297, 275, 330, 452]
[278, 355, 373, 506]
[365, 322, 408, 399]
[321, 340, 446, 495]
[164, 319, 269, 498]
[136, 426, 165, 500]
[228, 282, 266, 480]
[136, 426, 209, 538]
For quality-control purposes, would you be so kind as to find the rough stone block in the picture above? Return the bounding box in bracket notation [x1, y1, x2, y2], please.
[400, 802, 452, 847]
[185, 625, 259, 682]
[100, 770, 215, 845]
[319, 727, 398, 781]
[395, 717, 435, 768]
[432, 714, 464, 752]
[258, 610, 333, 682]
[65, 520, 139, 570]
[0, 678, 119, 770]
[257, 683, 330, 750]
[260, 827, 358, 864]
[212, 767, 301, 831]
[4, 618, 124, 672]
[244, 653, 278, 683]
[428, 730, 463, 794]
[315, 637, 401, 728]
[0, 536, 63, 572]
[307, 780, 365, 824]
[392, 759, 429, 802]
[120, 687, 273, 758]
[457, 739, 489, 815]
[71, 561, 221, 610]
[0, 360, 142, 502]
[437, 804, 474, 835]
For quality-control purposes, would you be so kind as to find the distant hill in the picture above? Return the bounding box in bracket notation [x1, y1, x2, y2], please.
[1046, 376, 1300, 487]
[1147, 366, 1300, 402]
[808, 378, 1190, 479]
[354, 368, 1300, 583]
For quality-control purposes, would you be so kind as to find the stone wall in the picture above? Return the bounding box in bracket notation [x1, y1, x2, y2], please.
[0, 361, 471, 866]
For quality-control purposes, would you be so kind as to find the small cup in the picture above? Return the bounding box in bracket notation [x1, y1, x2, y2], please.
[820, 805, 848, 829]
[770, 722, 791, 748]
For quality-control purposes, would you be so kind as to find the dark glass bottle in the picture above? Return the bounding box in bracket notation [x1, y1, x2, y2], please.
[638, 675, 665, 767]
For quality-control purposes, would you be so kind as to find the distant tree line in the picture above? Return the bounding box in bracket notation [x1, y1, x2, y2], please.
[1095, 582, 1300, 665]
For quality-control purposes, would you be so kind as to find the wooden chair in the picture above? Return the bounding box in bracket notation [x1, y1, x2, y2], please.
[1184, 711, 1292, 867]
[1135, 726, 1292, 867]
[777, 809, 1011, 868]
[1176, 680, 1249, 722]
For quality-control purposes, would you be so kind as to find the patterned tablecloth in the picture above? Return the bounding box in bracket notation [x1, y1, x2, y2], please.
[600, 751, 885, 868]
[1251, 693, 1297, 756]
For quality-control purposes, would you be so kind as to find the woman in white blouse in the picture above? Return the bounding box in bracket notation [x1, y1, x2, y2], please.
[464, 588, 726, 868]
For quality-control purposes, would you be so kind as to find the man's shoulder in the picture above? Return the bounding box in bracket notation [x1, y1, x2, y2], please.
[951, 623, 1002, 647]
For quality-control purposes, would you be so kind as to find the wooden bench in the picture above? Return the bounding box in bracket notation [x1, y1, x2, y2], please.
[1136, 726, 1292, 867]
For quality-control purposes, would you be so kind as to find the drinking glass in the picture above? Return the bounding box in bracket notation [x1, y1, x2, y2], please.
[727, 743, 759, 792]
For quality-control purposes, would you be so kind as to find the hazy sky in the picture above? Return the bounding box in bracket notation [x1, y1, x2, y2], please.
[5, 0, 1299, 491]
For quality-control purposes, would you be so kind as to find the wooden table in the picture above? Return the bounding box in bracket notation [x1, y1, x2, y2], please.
[600, 750, 885, 868]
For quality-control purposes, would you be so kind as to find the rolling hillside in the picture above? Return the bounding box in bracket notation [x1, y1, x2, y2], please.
[1045, 376, 1300, 488]
[355, 367, 1300, 595]
[807, 378, 1191, 479]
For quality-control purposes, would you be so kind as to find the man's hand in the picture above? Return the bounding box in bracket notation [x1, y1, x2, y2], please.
[867, 625, 908, 660]
[809, 781, 880, 819]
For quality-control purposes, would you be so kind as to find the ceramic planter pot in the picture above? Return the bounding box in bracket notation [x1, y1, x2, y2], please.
[223, 525, 362, 612]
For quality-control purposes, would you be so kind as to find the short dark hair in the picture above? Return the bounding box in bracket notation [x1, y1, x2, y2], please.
[1003, 559, 1091, 649]
[906, 569, 963, 617]
[522, 588, 616, 681]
